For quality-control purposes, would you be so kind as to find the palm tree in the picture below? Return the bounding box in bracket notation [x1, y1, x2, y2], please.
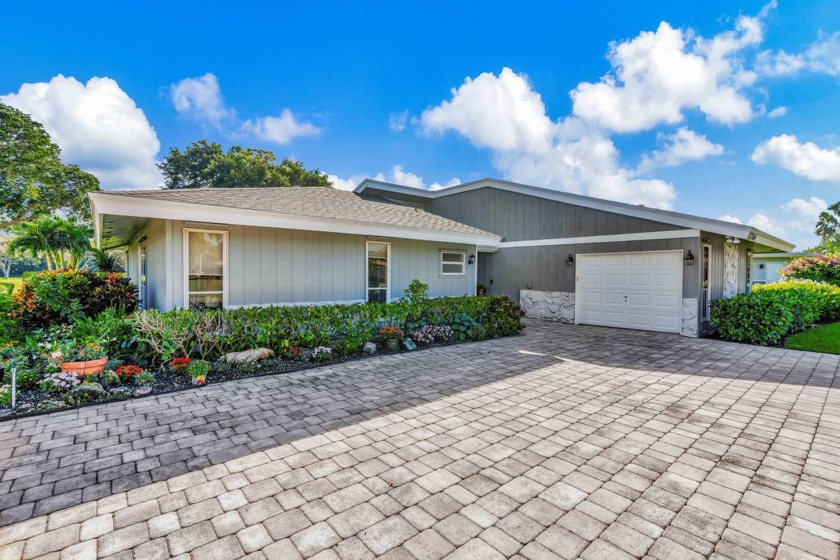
[8, 216, 91, 270]
[816, 202, 840, 243]
[88, 247, 125, 273]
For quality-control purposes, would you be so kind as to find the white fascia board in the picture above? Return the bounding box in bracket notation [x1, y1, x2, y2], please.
[499, 229, 700, 248]
[90, 193, 500, 247]
[751, 233, 796, 253]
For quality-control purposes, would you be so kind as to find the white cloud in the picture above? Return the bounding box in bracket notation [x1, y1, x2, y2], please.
[752, 134, 840, 182]
[389, 111, 408, 132]
[718, 214, 743, 224]
[767, 106, 787, 118]
[636, 128, 724, 174]
[782, 196, 827, 234]
[420, 68, 677, 209]
[329, 166, 460, 192]
[570, 8, 769, 133]
[1, 75, 162, 189]
[757, 32, 840, 77]
[747, 212, 785, 237]
[240, 110, 320, 144]
[170, 73, 319, 144]
[718, 196, 827, 249]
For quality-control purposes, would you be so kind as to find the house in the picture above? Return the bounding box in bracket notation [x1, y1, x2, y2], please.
[90, 177, 795, 338]
[751, 252, 811, 285]
[354, 178, 794, 337]
[89, 187, 499, 310]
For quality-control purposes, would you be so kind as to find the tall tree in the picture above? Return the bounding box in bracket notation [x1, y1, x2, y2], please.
[8, 216, 91, 271]
[0, 235, 41, 279]
[158, 140, 331, 189]
[0, 103, 100, 228]
[816, 202, 840, 243]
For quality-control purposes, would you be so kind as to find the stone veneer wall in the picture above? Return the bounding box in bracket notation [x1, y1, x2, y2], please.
[681, 298, 699, 338]
[520, 290, 575, 323]
[723, 244, 739, 297]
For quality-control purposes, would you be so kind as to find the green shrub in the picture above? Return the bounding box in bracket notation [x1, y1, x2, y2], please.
[71, 308, 142, 362]
[782, 255, 840, 287]
[403, 279, 429, 305]
[13, 269, 138, 330]
[134, 295, 524, 363]
[712, 280, 839, 345]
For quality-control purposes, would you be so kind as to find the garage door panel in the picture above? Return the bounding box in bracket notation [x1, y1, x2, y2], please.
[577, 250, 683, 335]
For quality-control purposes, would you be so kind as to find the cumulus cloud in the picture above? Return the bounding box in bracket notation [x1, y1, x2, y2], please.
[718, 196, 827, 248]
[747, 212, 786, 237]
[170, 73, 319, 144]
[752, 134, 840, 182]
[420, 68, 676, 208]
[1, 75, 162, 189]
[757, 32, 840, 77]
[329, 166, 460, 192]
[767, 106, 787, 118]
[782, 196, 827, 234]
[636, 128, 724, 174]
[388, 111, 408, 132]
[570, 8, 770, 133]
[718, 214, 743, 224]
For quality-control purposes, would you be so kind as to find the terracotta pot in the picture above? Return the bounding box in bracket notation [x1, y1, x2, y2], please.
[59, 357, 108, 378]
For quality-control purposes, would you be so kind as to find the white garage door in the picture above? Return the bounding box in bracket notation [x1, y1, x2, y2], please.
[576, 250, 683, 334]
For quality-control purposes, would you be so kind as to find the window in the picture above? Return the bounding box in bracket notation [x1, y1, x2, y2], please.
[440, 251, 465, 275]
[138, 244, 147, 310]
[367, 241, 390, 303]
[185, 229, 227, 309]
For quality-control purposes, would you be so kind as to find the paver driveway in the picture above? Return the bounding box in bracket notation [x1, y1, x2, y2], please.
[1, 320, 840, 559]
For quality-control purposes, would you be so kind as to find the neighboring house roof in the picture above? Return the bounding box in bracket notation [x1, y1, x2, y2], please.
[752, 252, 813, 259]
[90, 187, 501, 249]
[355, 177, 796, 253]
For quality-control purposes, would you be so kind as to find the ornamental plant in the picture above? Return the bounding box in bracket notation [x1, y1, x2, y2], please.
[379, 326, 404, 341]
[282, 346, 303, 361]
[170, 357, 192, 372]
[187, 359, 211, 378]
[782, 255, 840, 287]
[47, 341, 107, 364]
[40, 371, 81, 393]
[411, 329, 434, 346]
[311, 346, 332, 362]
[0, 384, 10, 406]
[114, 364, 144, 382]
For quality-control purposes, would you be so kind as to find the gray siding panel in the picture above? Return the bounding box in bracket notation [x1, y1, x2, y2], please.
[426, 187, 684, 241]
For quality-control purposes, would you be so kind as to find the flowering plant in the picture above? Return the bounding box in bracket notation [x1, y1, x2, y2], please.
[782, 255, 840, 287]
[311, 346, 332, 362]
[40, 371, 81, 393]
[413, 325, 453, 343]
[187, 360, 210, 385]
[115, 365, 144, 381]
[282, 346, 303, 360]
[47, 341, 107, 364]
[379, 326, 404, 341]
[170, 357, 192, 372]
[411, 329, 434, 346]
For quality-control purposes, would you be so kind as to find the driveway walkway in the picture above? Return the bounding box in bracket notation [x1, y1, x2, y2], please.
[1, 320, 839, 559]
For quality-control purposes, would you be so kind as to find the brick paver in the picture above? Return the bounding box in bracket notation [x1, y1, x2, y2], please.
[1, 319, 840, 558]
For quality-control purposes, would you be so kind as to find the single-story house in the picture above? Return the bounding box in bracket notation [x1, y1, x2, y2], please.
[751, 252, 811, 286]
[90, 177, 795, 338]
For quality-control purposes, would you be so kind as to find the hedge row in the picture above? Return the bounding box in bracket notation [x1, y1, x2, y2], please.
[711, 280, 840, 346]
[134, 295, 525, 363]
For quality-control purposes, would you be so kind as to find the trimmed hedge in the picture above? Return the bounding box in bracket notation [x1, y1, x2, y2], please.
[711, 280, 840, 346]
[134, 295, 525, 363]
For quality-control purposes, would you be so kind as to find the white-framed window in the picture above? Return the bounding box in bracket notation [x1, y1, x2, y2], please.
[138, 243, 147, 310]
[366, 240, 390, 303]
[184, 228, 228, 309]
[440, 251, 466, 275]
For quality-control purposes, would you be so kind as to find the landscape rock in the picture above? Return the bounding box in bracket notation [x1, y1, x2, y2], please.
[133, 387, 153, 397]
[222, 348, 276, 364]
[363, 342, 377, 354]
[35, 400, 66, 412]
[62, 383, 107, 406]
[108, 387, 133, 401]
[402, 339, 417, 351]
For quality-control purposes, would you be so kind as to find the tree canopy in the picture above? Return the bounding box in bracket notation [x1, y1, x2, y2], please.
[0, 103, 100, 228]
[158, 140, 332, 189]
[809, 202, 840, 255]
[8, 216, 92, 271]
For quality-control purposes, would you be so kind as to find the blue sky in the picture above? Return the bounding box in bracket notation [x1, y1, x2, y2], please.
[2, 1, 840, 249]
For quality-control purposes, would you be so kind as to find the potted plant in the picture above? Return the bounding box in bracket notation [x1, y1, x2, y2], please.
[379, 326, 404, 352]
[187, 360, 210, 386]
[49, 341, 109, 378]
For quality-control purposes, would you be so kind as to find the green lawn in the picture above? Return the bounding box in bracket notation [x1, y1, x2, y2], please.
[784, 323, 840, 354]
[0, 277, 24, 294]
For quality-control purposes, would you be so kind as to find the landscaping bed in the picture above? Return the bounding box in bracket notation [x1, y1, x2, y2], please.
[0, 273, 525, 418]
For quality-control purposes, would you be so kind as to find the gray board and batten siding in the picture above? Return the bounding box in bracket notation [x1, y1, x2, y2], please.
[424, 186, 700, 299]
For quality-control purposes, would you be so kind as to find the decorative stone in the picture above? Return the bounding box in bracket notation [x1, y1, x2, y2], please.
[133, 387, 153, 397]
[222, 348, 276, 364]
[62, 382, 107, 406]
[362, 342, 377, 354]
[402, 339, 417, 351]
[108, 387, 133, 401]
[34, 400, 65, 412]
[681, 298, 699, 338]
[520, 290, 575, 323]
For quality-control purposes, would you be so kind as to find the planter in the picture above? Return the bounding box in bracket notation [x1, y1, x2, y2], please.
[59, 357, 108, 378]
[191, 374, 206, 386]
[385, 339, 400, 352]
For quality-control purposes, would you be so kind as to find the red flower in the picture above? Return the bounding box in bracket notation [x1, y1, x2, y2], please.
[115, 365, 144, 380]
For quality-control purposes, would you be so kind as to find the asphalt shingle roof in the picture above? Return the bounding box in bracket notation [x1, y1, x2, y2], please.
[105, 187, 498, 238]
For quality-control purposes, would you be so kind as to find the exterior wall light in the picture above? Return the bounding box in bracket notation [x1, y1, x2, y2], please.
[565, 254, 575, 266]
[726, 236, 741, 245]
[468, 254, 475, 265]
[684, 250, 695, 266]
